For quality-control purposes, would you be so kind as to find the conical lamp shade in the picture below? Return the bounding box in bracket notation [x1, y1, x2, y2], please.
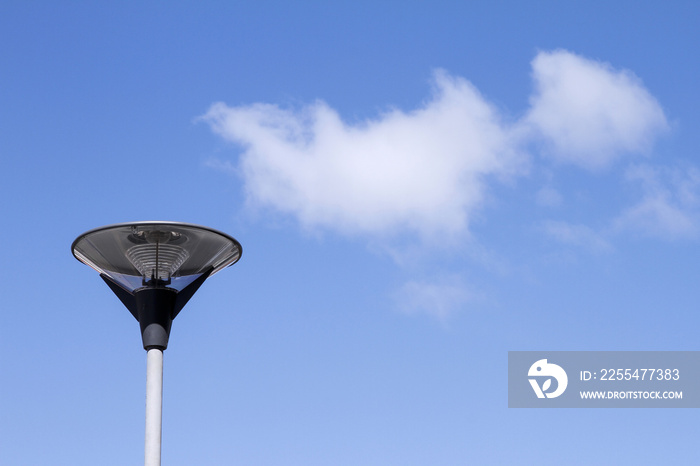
[72, 221, 242, 292]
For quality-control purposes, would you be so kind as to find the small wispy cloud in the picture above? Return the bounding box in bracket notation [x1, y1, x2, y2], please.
[393, 276, 475, 321]
[535, 186, 563, 207]
[541, 220, 612, 253]
[614, 164, 700, 239]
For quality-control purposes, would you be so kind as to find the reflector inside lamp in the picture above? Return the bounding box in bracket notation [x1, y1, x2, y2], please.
[126, 242, 190, 285]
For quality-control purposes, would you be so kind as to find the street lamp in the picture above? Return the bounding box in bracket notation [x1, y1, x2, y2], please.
[71, 221, 242, 466]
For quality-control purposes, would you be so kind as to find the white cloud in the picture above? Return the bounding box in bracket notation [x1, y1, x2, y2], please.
[614, 165, 700, 239]
[524, 50, 669, 170]
[202, 70, 524, 240]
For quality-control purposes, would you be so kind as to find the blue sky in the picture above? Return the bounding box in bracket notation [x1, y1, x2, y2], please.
[1, 1, 699, 464]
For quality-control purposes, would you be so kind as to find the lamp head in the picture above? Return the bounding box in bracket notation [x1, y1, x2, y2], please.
[72, 222, 242, 349]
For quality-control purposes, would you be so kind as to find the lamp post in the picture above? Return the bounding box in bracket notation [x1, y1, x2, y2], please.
[71, 221, 242, 466]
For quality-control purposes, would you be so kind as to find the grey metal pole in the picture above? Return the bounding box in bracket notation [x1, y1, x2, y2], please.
[145, 348, 163, 466]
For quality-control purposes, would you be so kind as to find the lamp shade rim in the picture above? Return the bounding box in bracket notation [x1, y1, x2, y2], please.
[71, 221, 242, 256]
